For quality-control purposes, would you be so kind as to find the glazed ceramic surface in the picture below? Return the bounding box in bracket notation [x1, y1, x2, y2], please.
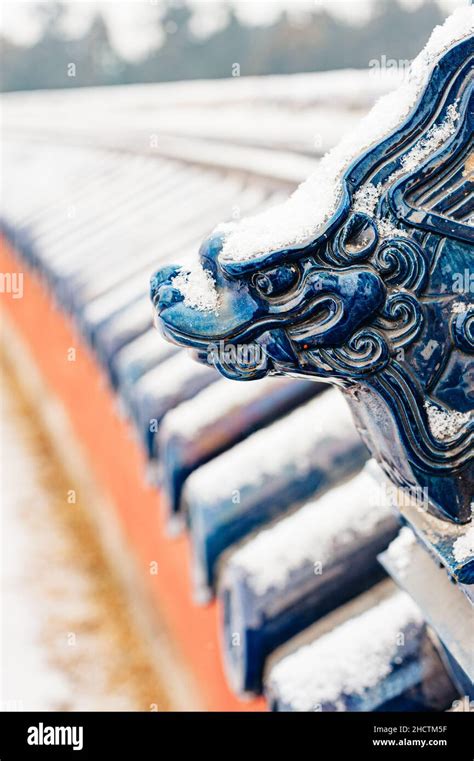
[152, 38, 473, 524]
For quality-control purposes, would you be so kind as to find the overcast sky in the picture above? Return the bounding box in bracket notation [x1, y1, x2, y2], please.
[1, 0, 465, 61]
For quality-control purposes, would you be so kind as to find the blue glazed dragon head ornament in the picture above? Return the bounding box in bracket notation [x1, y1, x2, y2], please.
[151, 13, 474, 525]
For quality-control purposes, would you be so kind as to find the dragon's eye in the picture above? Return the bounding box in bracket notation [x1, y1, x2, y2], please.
[253, 265, 299, 297]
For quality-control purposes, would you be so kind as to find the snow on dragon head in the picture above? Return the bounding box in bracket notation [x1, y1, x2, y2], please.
[151, 29, 474, 524]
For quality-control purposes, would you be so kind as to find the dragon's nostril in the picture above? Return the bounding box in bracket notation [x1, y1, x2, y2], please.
[150, 265, 181, 304]
[157, 284, 183, 310]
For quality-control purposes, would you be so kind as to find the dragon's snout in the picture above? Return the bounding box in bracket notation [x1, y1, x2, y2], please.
[150, 265, 183, 312]
[151, 234, 228, 316]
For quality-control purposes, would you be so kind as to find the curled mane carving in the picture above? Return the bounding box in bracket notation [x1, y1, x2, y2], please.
[152, 27, 474, 524]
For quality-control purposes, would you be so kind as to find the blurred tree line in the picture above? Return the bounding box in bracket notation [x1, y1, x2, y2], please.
[0, 0, 444, 92]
